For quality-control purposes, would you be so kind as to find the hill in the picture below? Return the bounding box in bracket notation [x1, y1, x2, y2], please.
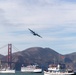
[0, 47, 76, 70]
[11, 47, 64, 69]
[64, 52, 76, 71]
[0, 54, 4, 59]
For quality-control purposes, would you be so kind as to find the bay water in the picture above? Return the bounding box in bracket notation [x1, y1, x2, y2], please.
[0, 72, 43, 75]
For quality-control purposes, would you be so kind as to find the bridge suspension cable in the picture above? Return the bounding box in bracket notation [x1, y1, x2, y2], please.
[0, 44, 20, 53]
[12, 45, 20, 52]
[0, 44, 8, 50]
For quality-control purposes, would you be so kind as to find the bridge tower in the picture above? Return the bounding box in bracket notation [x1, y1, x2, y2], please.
[8, 44, 12, 69]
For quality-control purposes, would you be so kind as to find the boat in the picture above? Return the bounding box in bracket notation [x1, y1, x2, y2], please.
[0, 68, 15, 73]
[0, 70, 15, 73]
[21, 64, 42, 73]
[44, 64, 74, 75]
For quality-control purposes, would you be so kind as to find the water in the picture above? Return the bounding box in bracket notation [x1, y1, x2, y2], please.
[0, 72, 43, 75]
[0, 72, 75, 75]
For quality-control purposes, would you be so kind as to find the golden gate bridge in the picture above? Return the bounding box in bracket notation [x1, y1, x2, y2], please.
[0, 44, 22, 70]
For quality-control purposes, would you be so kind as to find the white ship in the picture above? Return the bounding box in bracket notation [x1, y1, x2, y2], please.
[21, 64, 42, 73]
[0, 70, 15, 73]
[44, 64, 74, 75]
[0, 67, 15, 73]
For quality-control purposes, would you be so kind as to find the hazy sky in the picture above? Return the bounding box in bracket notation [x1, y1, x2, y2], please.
[0, 0, 76, 55]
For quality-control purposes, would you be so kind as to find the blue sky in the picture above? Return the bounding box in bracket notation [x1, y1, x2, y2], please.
[0, 0, 76, 55]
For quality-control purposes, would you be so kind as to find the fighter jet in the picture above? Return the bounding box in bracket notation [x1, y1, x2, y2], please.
[28, 28, 42, 38]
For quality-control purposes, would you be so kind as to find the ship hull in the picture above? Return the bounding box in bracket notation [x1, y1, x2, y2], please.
[0, 70, 15, 73]
[44, 71, 74, 75]
[21, 68, 42, 73]
[21, 65, 42, 73]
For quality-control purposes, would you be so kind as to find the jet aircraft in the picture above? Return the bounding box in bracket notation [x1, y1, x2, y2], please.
[28, 28, 42, 38]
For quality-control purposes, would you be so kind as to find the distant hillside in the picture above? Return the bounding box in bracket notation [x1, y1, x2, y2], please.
[1, 47, 76, 70]
[0, 54, 4, 59]
[11, 47, 64, 69]
[64, 52, 76, 71]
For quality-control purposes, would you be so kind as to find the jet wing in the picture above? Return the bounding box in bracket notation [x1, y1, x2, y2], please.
[28, 28, 42, 38]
